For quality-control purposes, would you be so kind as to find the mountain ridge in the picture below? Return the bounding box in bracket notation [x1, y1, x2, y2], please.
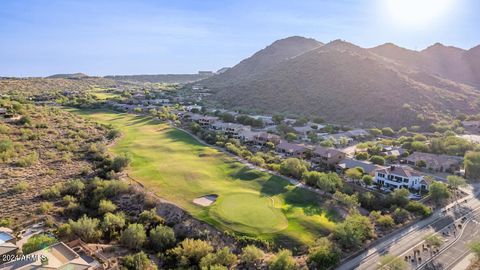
[200, 36, 480, 128]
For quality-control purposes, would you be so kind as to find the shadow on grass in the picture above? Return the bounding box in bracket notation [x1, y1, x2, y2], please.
[229, 167, 265, 181]
[163, 129, 205, 147]
[272, 233, 308, 254]
[260, 176, 289, 196]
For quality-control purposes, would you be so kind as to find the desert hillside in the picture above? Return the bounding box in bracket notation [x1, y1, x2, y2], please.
[201, 37, 480, 128]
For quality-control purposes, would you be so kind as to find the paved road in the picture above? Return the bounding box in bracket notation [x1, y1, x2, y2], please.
[337, 188, 480, 270]
[420, 213, 480, 270]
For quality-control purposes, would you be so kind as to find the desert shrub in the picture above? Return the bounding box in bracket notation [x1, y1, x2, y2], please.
[199, 247, 237, 269]
[16, 151, 39, 167]
[122, 251, 158, 270]
[12, 181, 29, 193]
[111, 154, 130, 172]
[121, 224, 146, 250]
[170, 238, 214, 267]
[62, 179, 85, 196]
[240, 245, 265, 266]
[22, 234, 57, 254]
[269, 249, 297, 270]
[69, 215, 102, 242]
[307, 238, 341, 270]
[149, 225, 176, 252]
[98, 199, 117, 214]
[41, 184, 62, 200]
[406, 201, 432, 217]
[38, 202, 54, 214]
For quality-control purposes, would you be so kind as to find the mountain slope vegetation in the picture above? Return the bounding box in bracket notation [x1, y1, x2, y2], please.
[201, 37, 480, 128]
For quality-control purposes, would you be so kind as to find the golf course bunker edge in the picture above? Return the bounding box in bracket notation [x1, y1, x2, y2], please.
[193, 194, 218, 206]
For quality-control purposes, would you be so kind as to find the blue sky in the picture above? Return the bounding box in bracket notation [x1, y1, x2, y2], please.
[0, 0, 479, 77]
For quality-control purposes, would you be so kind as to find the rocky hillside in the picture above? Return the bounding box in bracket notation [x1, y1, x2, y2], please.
[201, 37, 480, 128]
[370, 43, 480, 87]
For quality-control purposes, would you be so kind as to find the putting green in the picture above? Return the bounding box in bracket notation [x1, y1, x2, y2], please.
[211, 193, 288, 234]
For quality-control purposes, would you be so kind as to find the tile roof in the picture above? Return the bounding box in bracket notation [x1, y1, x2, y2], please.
[313, 146, 344, 157]
[376, 166, 422, 178]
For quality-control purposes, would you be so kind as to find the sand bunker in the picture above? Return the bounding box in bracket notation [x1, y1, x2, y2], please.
[193, 194, 218, 206]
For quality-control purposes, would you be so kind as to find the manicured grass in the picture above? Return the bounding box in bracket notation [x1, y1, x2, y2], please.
[89, 87, 119, 100]
[70, 109, 340, 247]
[210, 193, 288, 234]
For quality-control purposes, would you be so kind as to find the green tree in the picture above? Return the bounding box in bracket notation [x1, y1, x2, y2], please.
[362, 175, 373, 186]
[345, 168, 362, 181]
[381, 127, 395, 136]
[279, 158, 310, 179]
[302, 171, 323, 186]
[376, 215, 395, 228]
[424, 234, 443, 248]
[411, 141, 429, 152]
[355, 152, 369, 160]
[269, 249, 297, 270]
[334, 214, 374, 248]
[317, 172, 343, 193]
[369, 128, 382, 136]
[307, 238, 341, 270]
[121, 224, 146, 250]
[149, 225, 176, 252]
[22, 234, 57, 254]
[465, 151, 480, 180]
[429, 181, 452, 204]
[370, 155, 386, 165]
[285, 133, 297, 142]
[389, 188, 409, 207]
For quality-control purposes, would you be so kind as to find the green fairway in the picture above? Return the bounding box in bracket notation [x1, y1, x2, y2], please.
[70, 109, 340, 247]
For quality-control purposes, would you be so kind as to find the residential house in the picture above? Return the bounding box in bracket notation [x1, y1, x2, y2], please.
[459, 134, 480, 144]
[251, 115, 275, 126]
[238, 130, 261, 143]
[275, 141, 310, 158]
[374, 166, 430, 191]
[0, 108, 7, 115]
[404, 152, 463, 173]
[0, 229, 18, 265]
[253, 132, 281, 146]
[320, 134, 354, 146]
[381, 146, 406, 157]
[311, 146, 346, 167]
[189, 114, 219, 128]
[210, 121, 251, 139]
[336, 158, 385, 175]
[1, 242, 96, 270]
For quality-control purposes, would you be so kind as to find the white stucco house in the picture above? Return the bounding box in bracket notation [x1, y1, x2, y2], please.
[374, 166, 431, 191]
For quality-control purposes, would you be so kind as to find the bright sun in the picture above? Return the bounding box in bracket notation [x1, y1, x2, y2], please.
[384, 0, 454, 27]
